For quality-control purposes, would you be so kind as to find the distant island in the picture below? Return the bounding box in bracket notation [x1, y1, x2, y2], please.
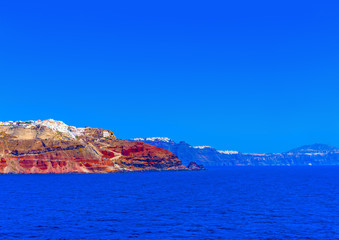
[1, 119, 337, 174]
[0, 120, 203, 173]
[131, 138, 339, 166]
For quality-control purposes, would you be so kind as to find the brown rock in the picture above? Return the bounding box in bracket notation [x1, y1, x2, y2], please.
[0, 121, 187, 173]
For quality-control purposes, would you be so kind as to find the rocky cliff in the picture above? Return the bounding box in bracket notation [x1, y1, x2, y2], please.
[132, 138, 339, 166]
[0, 120, 187, 173]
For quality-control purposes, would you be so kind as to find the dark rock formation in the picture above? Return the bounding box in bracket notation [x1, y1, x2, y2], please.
[187, 162, 205, 170]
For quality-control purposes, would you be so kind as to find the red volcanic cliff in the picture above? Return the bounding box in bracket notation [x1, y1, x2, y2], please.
[0, 120, 187, 173]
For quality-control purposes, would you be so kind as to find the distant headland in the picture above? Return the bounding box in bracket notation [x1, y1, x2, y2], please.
[131, 138, 339, 166]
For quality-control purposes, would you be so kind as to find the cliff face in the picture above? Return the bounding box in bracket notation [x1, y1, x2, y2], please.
[0, 120, 187, 173]
[132, 138, 339, 166]
[131, 138, 227, 166]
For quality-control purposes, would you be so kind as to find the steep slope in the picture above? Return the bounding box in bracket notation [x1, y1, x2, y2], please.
[132, 137, 339, 166]
[0, 120, 187, 173]
[131, 138, 236, 166]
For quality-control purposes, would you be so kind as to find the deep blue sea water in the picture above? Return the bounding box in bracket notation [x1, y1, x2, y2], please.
[0, 167, 338, 239]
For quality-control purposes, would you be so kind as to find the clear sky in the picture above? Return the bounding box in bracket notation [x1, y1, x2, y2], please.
[0, 1, 338, 153]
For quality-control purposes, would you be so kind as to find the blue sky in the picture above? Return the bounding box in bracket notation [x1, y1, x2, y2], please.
[0, 0, 338, 153]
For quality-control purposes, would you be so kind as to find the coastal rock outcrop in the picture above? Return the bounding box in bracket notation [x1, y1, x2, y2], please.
[0, 120, 187, 173]
[187, 162, 205, 170]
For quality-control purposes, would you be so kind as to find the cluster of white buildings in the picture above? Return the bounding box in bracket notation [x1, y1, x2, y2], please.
[0, 119, 86, 139]
[193, 146, 239, 154]
[132, 137, 172, 143]
[193, 146, 214, 149]
[217, 150, 239, 155]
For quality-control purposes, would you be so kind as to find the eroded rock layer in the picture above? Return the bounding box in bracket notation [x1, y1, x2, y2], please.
[0, 120, 187, 173]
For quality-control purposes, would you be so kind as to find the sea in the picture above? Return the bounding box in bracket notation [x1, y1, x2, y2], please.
[0, 166, 338, 239]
